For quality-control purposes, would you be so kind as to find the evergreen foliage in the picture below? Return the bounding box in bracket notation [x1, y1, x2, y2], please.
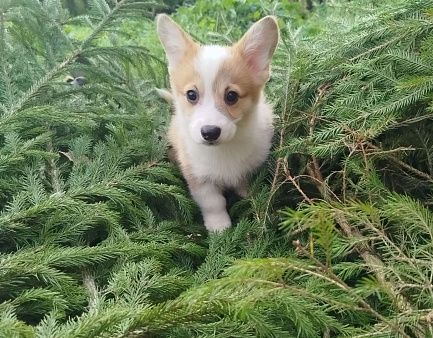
[1, 0, 433, 337]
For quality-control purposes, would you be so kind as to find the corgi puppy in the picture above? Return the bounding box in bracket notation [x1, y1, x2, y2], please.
[157, 15, 279, 232]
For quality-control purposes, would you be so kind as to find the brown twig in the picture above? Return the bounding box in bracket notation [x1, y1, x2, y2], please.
[304, 84, 330, 195]
[261, 74, 299, 227]
[343, 126, 433, 183]
[366, 140, 433, 182]
[283, 164, 313, 205]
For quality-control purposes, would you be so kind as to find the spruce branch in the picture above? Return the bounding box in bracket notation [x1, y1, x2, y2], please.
[347, 36, 401, 63]
[243, 278, 366, 313]
[333, 208, 420, 319]
[367, 141, 433, 183]
[6, 53, 79, 117]
[6, 0, 130, 117]
[341, 125, 433, 183]
[292, 240, 411, 338]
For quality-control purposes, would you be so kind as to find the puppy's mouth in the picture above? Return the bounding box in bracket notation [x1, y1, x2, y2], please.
[200, 139, 220, 146]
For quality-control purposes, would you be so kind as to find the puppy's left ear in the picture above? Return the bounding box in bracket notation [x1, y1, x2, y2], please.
[235, 16, 279, 84]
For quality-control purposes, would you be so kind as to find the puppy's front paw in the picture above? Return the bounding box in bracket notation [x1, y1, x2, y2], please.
[204, 212, 231, 232]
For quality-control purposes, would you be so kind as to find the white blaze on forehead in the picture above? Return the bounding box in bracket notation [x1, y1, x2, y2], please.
[195, 46, 230, 101]
[189, 46, 236, 144]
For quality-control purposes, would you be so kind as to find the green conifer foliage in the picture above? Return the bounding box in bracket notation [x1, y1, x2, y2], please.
[179, 0, 433, 336]
[0, 1, 206, 336]
[1, 0, 433, 337]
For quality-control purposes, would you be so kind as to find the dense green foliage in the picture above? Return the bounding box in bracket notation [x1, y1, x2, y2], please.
[1, 0, 433, 337]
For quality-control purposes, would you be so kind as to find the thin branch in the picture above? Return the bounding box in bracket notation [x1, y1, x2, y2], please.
[366, 141, 433, 183]
[283, 164, 313, 205]
[348, 36, 400, 63]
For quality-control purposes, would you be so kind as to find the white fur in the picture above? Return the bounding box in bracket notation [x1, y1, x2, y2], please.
[189, 182, 231, 232]
[188, 46, 237, 144]
[176, 97, 274, 232]
[157, 14, 278, 232]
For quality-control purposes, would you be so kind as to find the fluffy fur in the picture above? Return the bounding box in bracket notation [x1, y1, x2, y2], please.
[157, 15, 279, 231]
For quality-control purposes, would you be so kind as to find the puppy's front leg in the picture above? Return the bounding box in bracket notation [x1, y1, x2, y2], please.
[189, 182, 231, 232]
[235, 178, 249, 198]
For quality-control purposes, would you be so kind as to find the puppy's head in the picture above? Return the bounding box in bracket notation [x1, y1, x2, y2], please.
[157, 15, 279, 145]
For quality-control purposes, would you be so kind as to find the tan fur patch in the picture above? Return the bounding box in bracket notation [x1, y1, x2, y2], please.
[212, 47, 263, 120]
[170, 44, 202, 116]
[169, 39, 265, 122]
[168, 120, 201, 190]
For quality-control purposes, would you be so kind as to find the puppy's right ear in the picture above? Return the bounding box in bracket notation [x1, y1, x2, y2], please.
[156, 14, 197, 71]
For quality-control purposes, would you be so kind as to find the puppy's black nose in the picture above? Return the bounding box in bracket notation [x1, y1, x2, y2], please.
[201, 125, 221, 141]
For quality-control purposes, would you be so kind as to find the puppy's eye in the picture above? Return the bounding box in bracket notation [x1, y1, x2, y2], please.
[187, 90, 198, 104]
[225, 91, 239, 105]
